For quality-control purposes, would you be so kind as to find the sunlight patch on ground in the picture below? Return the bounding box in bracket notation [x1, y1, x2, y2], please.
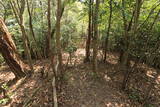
[104, 75, 111, 82]
[146, 70, 155, 78]
[33, 65, 43, 72]
[0, 71, 15, 82]
[156, 75, 160, 84]
[0, 65, 6, 70]
[105, 53, 119, 65]
[76, 49, 86, 57]
[105, 102, 130, 107]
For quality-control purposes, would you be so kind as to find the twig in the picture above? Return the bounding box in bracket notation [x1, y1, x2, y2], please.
[52, 76, 58, 107]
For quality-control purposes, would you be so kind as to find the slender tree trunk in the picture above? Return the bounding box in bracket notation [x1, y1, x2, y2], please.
[139, 3, 160, 29]
[19, 24, 34, 72]
[119, 9, 135, 64]
[93, 0, 100, 72]
[46, 0, 52, 58]
[0, 18, 26, 78]
[56, 0, 63, 77]
[51, 3, 65, 38]
[104, 0, 113, 62]
[84, 0, 92, 62]
[26, 0, 36, 44]
[120, 0, 129, 66]
[26, 0, 42, 59]
[150, 10, 160, 30]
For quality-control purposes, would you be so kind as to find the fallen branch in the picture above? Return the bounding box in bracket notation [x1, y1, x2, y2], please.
[52, 76, 58, 107]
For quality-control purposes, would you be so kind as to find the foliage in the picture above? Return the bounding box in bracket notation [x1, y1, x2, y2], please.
[0, 98, 9, 105]
[0, 55, 4, 64]
[128, 90, 141, 102]
[65, 45, 77, 54]
[144, 104, 155, 107]
[0, 83, 10, 105]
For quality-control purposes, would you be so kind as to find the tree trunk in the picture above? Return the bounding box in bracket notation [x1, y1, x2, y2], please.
[46, 0, 52, 58]
[19, 24, 34, 72]
[55, 0, 63, 78]
[93, 0, 100, 72]
[0, 18, 26, 78]
[104, 0, 113, 62]
[121, 0, 142, 90]
[26, 0, 42, 59]
[51, 2, 65, 38]
[84, 0, 92, 62]
[120, 0, 129, 67]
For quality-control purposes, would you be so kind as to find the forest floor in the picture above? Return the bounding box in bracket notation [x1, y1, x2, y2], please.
[0, 49, 160, 107]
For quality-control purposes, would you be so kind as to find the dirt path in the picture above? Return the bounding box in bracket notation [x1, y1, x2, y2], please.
[60, 49, 131, 107]
[60, 66, 131, 107]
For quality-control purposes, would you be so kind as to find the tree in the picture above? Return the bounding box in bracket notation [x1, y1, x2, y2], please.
[9, 0, 34, 72]
[93, 0, 100, 72]
[26, 0, 42, 59]
[46, 0, 52, 58]
[121, 0, 143, 90]
[51, 1, 65, 38]
[55, 0, 63, 77]
[84, 0, 93, 62]
[103, 0, 113, 62]
[0, 18, 26, 79]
